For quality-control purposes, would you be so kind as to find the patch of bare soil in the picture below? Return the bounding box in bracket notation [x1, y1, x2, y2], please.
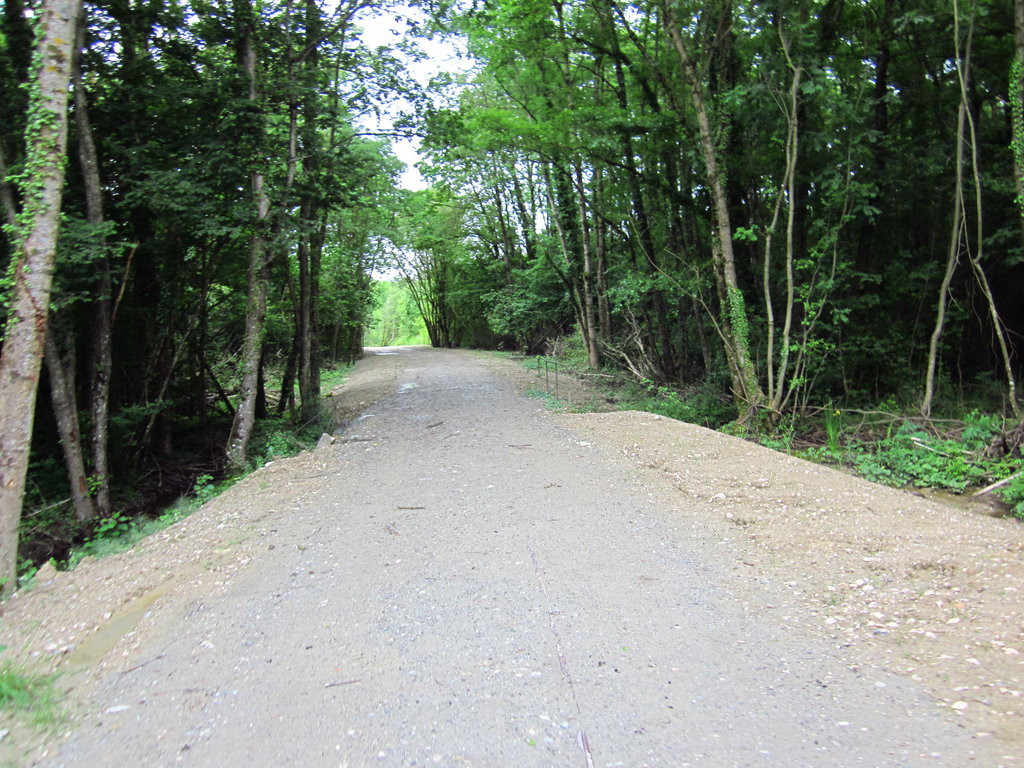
[478, 353, 1024, 753]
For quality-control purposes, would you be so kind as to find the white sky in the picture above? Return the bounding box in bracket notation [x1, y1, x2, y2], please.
[354, 6, 474, 190]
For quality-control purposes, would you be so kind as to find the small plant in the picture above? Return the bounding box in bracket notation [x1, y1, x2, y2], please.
[192, 473, 218, 505]
[760, 414, 795, 452]
[92, 512, 132, 540]
[525, 386, 566, 411]
[0, 659, 60, 728]
[824, 407, 843, 454]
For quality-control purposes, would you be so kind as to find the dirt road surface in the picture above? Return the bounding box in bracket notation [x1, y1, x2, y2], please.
[3, 347, 1022, 766]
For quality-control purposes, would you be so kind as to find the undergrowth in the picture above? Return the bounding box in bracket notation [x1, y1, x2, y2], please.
[755, 408, 1022, 516]
[784, 410, 1023, 515]
[45, 365, 353, 578]
[524, 386, 568, 412]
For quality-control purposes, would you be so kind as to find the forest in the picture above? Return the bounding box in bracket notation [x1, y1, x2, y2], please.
[0, 0, 1022, 592]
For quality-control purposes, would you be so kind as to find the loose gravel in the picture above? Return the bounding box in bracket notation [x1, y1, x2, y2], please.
[0, 346, 1018, 766]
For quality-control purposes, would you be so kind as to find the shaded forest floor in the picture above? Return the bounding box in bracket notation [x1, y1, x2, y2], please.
[0, 347, 1020, 763]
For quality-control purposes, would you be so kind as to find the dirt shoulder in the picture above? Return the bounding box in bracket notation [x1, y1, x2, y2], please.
[479, 352, 1024, 753]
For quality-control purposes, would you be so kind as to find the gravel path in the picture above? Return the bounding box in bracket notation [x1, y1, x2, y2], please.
[28, 348, 994, 766]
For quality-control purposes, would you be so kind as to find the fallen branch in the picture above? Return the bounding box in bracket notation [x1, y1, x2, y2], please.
[973, 469, 1024, 497]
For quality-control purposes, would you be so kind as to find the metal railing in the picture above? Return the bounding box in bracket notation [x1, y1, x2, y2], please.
[536, 357, 570, 398]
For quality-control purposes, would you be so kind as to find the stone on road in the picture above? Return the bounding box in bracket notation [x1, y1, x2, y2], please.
[40, 348, 982, 767]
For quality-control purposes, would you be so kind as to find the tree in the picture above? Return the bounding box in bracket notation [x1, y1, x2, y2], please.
[0, 0, 79, 593]
[225, 1, 273, 472]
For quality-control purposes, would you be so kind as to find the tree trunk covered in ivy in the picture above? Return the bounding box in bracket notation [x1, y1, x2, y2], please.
[663, 0, 762, 411]
[0, 0, 78, 593]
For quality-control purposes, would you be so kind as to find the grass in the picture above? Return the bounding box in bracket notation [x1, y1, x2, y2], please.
[0, 660, 60, 729]
[524, 386, 568, 412]
[320, 362, 354, 395]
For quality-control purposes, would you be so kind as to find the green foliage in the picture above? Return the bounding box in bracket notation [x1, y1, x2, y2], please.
[849, 426, 977, 491]
[752, 405, 1023, 509]
[524, 386, 567, 412]
[759, 415, 796, 452]
[483, 261, 571, 351]
[246, 412, 335, 468]
[92, 512, 133, 540]
[812, 411, 1007, 495]
[64, 474, 234, 569]
[617, 379, 737, 429]
[192, 474, 217, 505]
[0, 660, 59, 728]
[998, 473, 1024, 519]
[633, 382, 698, 422]
[64, 513, 141, 568]
[1011, 56, 1024, 218]
[320, 363, 354, 394]
[364, 280, 430, 346]
[824, 408, 843, 455]
[550, 330, 590, 369]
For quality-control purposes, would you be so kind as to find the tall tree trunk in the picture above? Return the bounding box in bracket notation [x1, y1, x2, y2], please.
[73, 11, 113, 516]
[594, 167, 611, 340]
[44, 329, 97, 521]
[298, 215, 316, 422]
[923, 0, 1019, 418]
[768, 26, 801, 413]
[255, 349, 268, 419]
[922, 117, 966, 416]
[277, 332, 299, 417]
[573, 164, 600, 368]
[663, 0, 762, 410]
[1013, 0, 1024, 233]
[296, 0, 324, 424]
[955, 2, 1019, 418]
[0, 0, 78, 593]
[225, 23, 272, 472]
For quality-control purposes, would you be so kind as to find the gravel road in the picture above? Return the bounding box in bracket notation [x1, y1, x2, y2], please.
[31, 348, 993, 766]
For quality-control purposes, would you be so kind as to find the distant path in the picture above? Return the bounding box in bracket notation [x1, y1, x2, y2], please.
[40, 348, 984, 766]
